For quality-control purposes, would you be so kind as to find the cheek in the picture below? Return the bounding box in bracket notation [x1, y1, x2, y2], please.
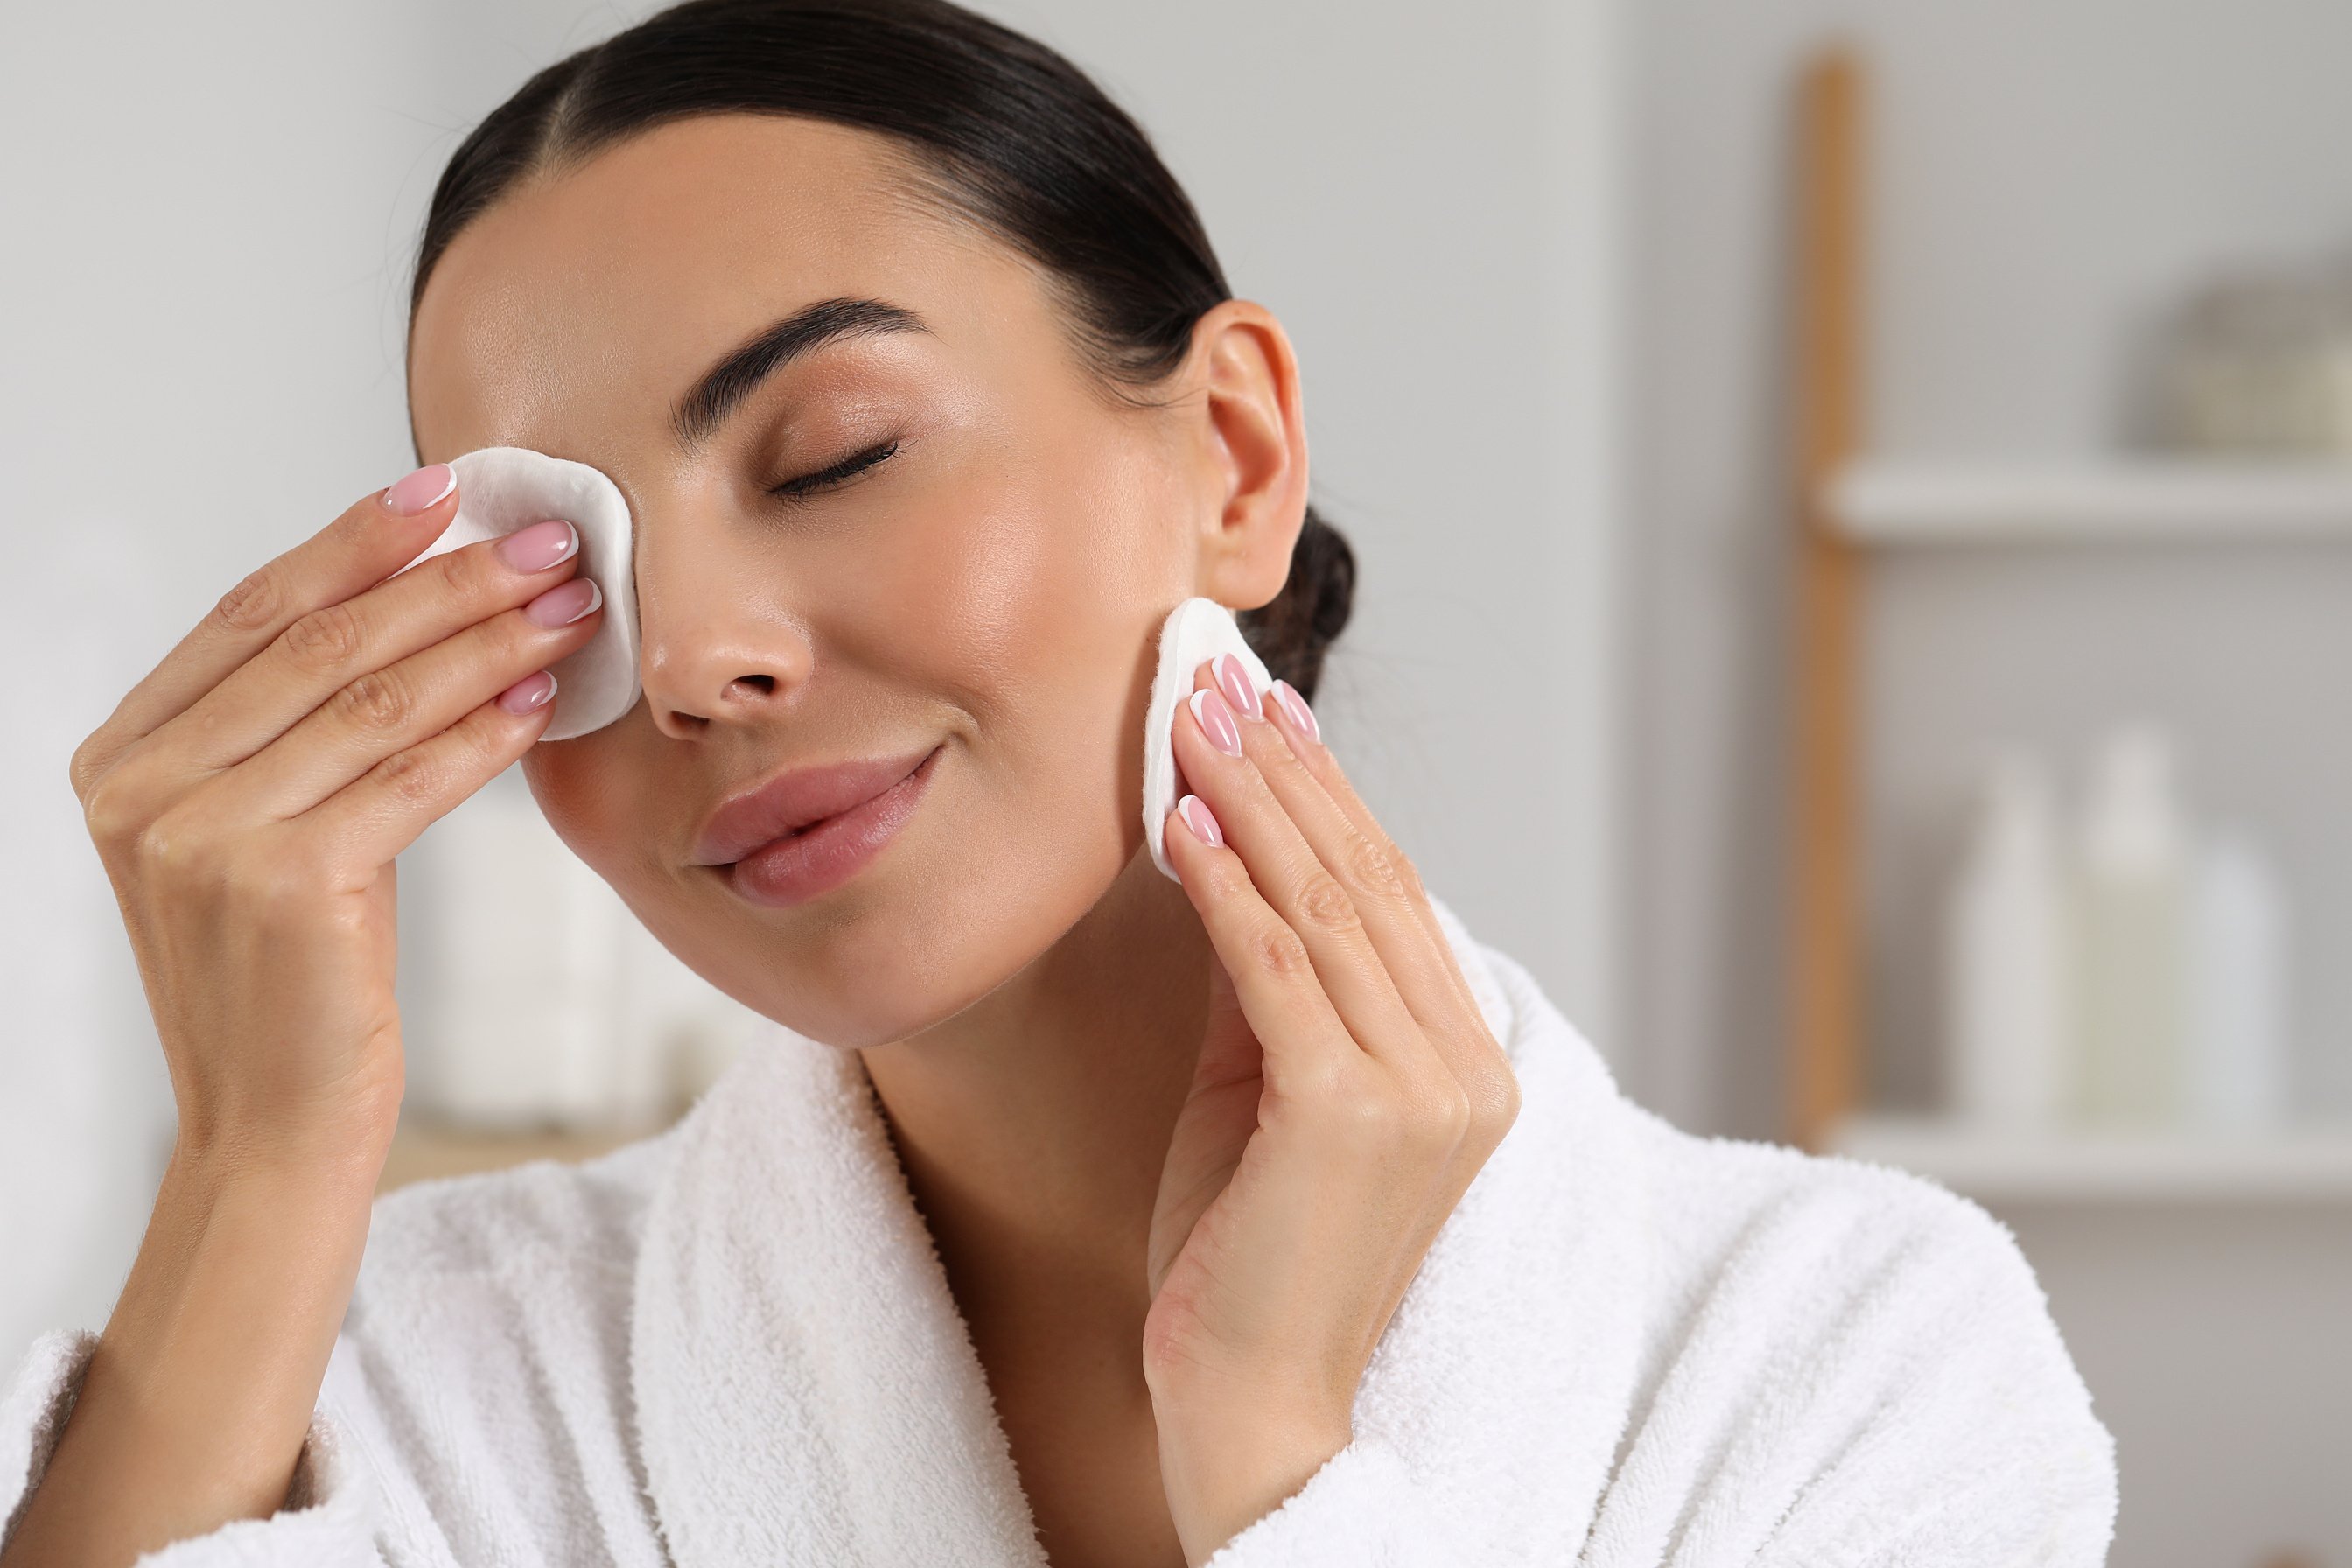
[891, 422, 1183, 802]
[519, 738, 646, 885]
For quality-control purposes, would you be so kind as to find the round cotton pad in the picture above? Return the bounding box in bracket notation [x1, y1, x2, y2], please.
[392, 447, 640, 742]
[1143, 597, 1273, 881]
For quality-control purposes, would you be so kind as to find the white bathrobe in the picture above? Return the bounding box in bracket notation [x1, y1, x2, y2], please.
[0, 895, 2118, 1565]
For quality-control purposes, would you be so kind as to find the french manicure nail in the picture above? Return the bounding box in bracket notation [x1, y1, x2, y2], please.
[498, 670, 557, 715]
[1176, 793, 1223, 848]
[1189, 688, 1242, 758]
[1270, 678, 1320, 744]
[1212, 652, 1262, 720]
[524, 577, 601, 627]
[382, 464, 456, 516]
[496, 519, 579, 573]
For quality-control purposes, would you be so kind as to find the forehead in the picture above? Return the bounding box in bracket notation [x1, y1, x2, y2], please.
[407, 113, 1037, 463]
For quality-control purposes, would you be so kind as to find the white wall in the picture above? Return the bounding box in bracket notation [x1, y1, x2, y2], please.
[1622, 2, 2352, 1563]
[0, 0, 1623, 1361]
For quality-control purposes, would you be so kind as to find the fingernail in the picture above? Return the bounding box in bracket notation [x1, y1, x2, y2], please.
[498, 670, 557, 715]
[523, 577, 601, 627]
[496, 519, 579, 573]
[1189, 688, 1242, 758]
[1176, 793, 1223, 848]
[1270, 678, 1320, 744]
[382, 464, 456, 516]
[1212, 652, 1262, 720]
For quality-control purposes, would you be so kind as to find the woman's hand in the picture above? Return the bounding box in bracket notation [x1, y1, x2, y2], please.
[68, 464, 603, 1168]
[1144, 653, 1523, 1567]
[4, 466, 604, 1568]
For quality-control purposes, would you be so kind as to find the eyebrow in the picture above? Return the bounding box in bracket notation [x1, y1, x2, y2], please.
[670, 296, 934, 450]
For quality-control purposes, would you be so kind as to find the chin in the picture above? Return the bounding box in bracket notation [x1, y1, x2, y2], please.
[685, 783, 1139, 1054]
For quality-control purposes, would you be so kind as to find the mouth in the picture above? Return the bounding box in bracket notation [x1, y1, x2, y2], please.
[701, 743, 944, 909]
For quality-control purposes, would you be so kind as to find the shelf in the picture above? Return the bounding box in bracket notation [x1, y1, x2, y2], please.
[1825, 1113, 2352, 1204]
[377, 1118, 670, 1194]
[1825, 457, 2352, 544]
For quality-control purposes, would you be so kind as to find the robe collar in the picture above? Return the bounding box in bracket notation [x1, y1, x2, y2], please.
[629, 896, 1643, 1564]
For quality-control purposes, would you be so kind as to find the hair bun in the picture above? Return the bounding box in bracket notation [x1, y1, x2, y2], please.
[1238, 502, 1354, 704]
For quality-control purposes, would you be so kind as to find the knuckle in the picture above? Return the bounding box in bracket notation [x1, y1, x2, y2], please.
[67, 734, 114, 806]
[1326, 1084, 1405, 1148]
[333, 667, 416, 734]
[81, 768, 153, 850]
[440, 539, 508, 599]
[282, 602, 366, 674]
[369, 743, 444, 808]
[1342, 831, 1402, 896]
[1388, 842, 1430, 903]
[131, 808, 227, 887]
[213, 567, 285, 634]
[1468, 1053, 1524, 1137]
[1292, 872, 1357, 936]
[1246, 920, 1313, 982]
[1417, 1081, 1474, 1149]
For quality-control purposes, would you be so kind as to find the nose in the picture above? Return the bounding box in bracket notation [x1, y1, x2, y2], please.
[629, 506, 812, 740]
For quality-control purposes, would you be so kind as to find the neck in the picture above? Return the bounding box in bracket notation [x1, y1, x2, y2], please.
[858, 848, 1213, 1348]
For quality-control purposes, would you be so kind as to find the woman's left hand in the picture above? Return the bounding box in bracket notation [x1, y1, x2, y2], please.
[1144, 653, 1523, 1567]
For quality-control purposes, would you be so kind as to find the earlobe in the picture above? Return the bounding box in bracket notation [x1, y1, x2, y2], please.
[1188, 300, 1309, 612]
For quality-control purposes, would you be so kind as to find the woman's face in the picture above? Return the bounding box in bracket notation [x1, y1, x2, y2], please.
[406, 114, 1303, 1049]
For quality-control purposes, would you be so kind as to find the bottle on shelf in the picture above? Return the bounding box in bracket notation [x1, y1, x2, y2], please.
[2069, 724, 2195, 1126]
[1942, 747, 2071, 1129]
[2185, 826, 2292, 1130]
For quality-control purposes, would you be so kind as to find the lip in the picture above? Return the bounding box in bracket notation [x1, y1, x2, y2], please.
[696, 743, 942, 908]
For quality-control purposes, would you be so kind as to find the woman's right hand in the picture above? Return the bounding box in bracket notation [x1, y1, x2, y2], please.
[0, 465, 607, 1568]
[67, 463, 605, 1167]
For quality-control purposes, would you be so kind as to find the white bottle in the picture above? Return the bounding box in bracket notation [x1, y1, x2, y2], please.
[2185, 828, 2292, 1130]
[1942, 749, 2070, 1128]
[2070, 725, 2194, 1126]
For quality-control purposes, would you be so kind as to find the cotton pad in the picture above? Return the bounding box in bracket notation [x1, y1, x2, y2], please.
[1142, 597, 1273, 881]
[393, 446, 640, 742]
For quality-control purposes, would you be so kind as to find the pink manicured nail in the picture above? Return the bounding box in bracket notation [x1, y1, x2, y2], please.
[495, 519, 579, 574]
[1189, 688, 1242, 758]
[1176, 793, 1223, 848]
[1270, 678, 1320, 744]
[498, 670, 557, 714]
[1212, 652, 1262, 720]
[382, 464, 456, 516]
[523, 578, 601, 627]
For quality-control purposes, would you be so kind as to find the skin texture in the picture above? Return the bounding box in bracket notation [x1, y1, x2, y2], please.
[8, 113, 1517, 1568]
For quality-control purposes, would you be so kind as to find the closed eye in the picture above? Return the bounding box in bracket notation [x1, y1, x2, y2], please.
[770, 438, 900, 502]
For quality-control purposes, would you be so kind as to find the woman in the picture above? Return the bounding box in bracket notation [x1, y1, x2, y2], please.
[0, 1, 2117, 1563]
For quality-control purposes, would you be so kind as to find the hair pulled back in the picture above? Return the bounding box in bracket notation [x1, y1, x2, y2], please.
[407, 0, 1353, 696]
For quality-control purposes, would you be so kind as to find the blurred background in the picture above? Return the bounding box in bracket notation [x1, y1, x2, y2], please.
[2, 1, 2347, 1564]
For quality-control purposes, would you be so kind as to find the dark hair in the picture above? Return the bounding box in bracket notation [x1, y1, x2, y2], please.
[405, 0, 1354, 698]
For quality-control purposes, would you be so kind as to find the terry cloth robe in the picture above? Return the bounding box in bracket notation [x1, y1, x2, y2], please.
[0, 893, 2118, 1565]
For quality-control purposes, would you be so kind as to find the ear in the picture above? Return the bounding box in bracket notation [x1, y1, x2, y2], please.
[1181, 299, 1309, 611]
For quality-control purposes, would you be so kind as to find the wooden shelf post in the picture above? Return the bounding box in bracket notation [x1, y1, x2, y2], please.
[1789, 46, 1868, 1151]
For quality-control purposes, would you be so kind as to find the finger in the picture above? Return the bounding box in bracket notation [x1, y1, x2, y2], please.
[1256, 673, 1491, 1040]
[1161, 790, 1359, 1096]
[289, 675, 560, 884]
[74, 466, 463, 794]
[161, 521, 587, 779]
[212, 575, 600, 823]
[1172, 669, 1426, 1069]
[1199, 657, 1482, 1051]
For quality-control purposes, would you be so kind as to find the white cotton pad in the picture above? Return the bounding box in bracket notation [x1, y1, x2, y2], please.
[393, 446, 640, 742]
[1142, 597, 1273, 881]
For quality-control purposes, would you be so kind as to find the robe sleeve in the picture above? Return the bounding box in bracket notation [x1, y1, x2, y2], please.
[1742, 1190, 2119, 1567]
[1195, 1434, 1439, 1568]
[0, 1328, 386, 1566]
